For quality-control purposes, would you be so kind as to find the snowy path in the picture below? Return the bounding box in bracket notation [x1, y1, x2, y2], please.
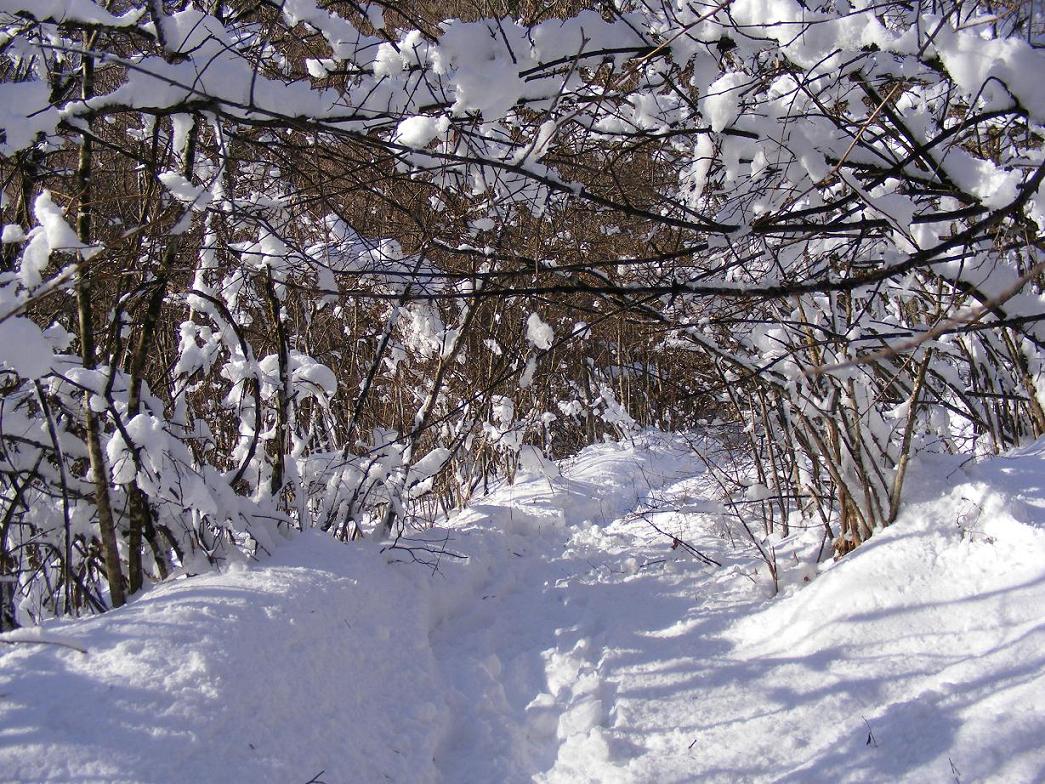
[428, 437, 743, 783]
[1, 435, 1043, 783]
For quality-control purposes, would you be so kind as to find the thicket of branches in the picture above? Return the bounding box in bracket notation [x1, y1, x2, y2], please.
[0, 0, 1041, 624]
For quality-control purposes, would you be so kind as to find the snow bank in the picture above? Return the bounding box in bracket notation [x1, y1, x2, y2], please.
[721, 442, 1045, 783]
[0, 533, 448, 784]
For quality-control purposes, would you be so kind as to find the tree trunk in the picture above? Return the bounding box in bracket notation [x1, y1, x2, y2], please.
[76, 32, 125, 609]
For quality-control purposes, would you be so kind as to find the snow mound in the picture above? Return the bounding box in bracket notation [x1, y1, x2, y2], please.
[725, 441, 1045, 783]
[0, 533, 448, 784]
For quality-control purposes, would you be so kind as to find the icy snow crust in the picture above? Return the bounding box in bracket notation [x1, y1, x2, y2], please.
[2, 434, 1043, 783]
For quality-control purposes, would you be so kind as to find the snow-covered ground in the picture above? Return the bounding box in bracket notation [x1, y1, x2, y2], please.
[2, 434, 1043, 783]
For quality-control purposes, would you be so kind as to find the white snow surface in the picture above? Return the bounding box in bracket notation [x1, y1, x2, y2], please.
[394, 115, 447, 149]
[526, 312, 555, 351]
[2, 434, 1043, 783]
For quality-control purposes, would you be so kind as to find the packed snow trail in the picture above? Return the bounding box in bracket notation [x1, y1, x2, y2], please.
[1, 434, 1043, 783]
[427, 435, 741, 783]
